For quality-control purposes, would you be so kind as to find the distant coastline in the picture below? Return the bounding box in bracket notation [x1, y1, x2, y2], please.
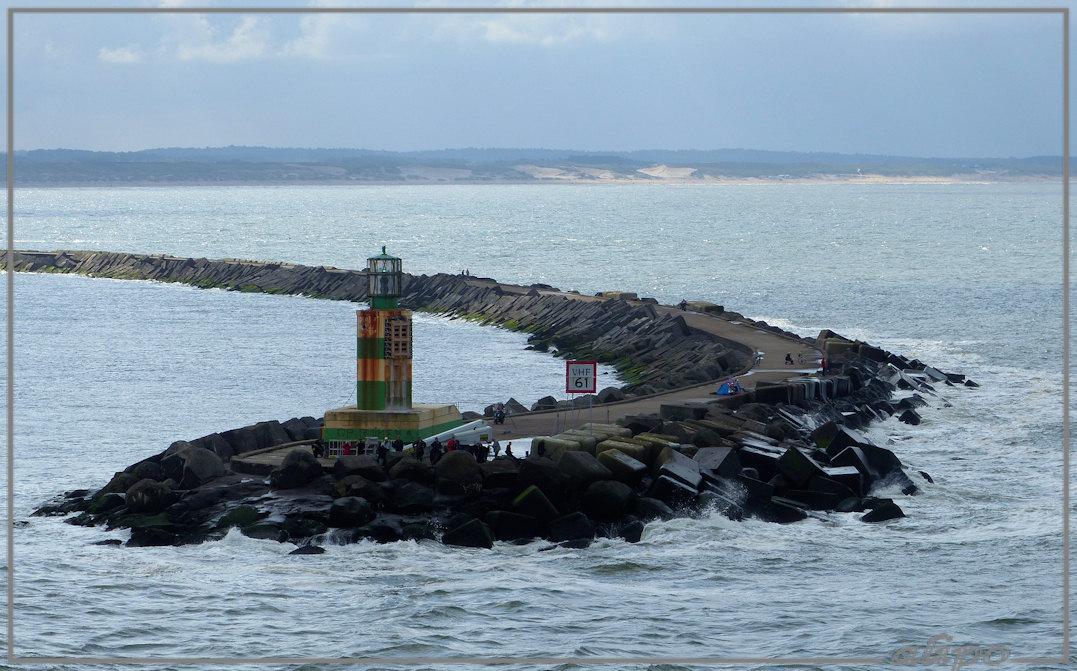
[15, 174, 1058, 188]
[4, 146, 1062, 187]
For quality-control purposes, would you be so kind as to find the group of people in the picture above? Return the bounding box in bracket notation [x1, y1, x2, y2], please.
[313, 434, 525, 464]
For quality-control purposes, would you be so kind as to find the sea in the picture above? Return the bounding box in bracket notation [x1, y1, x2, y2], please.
[0, 182, 1070, 669]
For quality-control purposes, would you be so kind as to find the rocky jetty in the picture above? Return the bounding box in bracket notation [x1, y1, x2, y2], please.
[33, 333, 969, 549]
[6, 250, 754, 394]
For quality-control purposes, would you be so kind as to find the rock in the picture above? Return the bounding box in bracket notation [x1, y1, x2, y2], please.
[548, 511, 595, 542]
[328, 497, 376, 527]
[353, 518, 403, 543]
[388, 457, 434, 485]
[596, 449, 648, 485]
[516, 458, 571, 508]
[332, 455, 386, 482]
[649, 474, 697, 507]
[126, 459, 165, 482]
[581, 480, 634, 521]
[179, 447, 226, 489]
[531, 395, 558, 411]
[483, 510, 540, 542]
[512, 485, 560, 523]
[389, 481, 438, 513]
[653, 447, 702, 489]
[479, 459, 519, 489]
[336, 475, 390, 505]
[556, 451, 613, 489]
[618, 519, 646, 543]
[216, 505, 261, 529]
[241, 521, 287, 542]
[441, 518, 494, 549]
[402, 523, 437, 541]
[693, 447, 742, 478]
[504, 398, 529, 415]
[125, 479, 174, 514]
[270, 449, 325, 489]
[190, 432, 234, 462]
[596, 387, 625, 404]
[776, 447, 827, 488]
[434, 450, 483, 495]
[289, 545, 325, 555]
[898, 409, 922, 425]
[282, 516, 328, 540]
[861, 499, 905, 522]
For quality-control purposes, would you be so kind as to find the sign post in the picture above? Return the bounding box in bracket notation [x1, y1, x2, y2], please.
[566, 361, 597, 437]
[566, 360, 597, 394]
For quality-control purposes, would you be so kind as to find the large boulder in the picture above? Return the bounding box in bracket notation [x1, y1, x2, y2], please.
[332, 455, 386, 482]
[179, 447, 227, 489]
[328, 497, 376, 527]
[441, 518, 494, 549]
[516, 457, 571, 508]
[512, 485, 560, 523]
[548, 512, 595, 542]
[434, 450, 483, 495]
[479, 459, 519, 489]
[270, 449, 325, 489]
[389, 457, 435, 485]
[556, 451, 613, 489]
[125, 479, 174, 514]
[596, 449, 648, 486]
[389, 481, 438, 513]
[483, 510, 540, 542]
[581, 480, 635, 521]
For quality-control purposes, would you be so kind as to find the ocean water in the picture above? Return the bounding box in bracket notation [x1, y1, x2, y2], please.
[2, 183, 1070, 669]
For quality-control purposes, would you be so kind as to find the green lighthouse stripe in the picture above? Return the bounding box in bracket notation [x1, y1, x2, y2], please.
[357, 336, 386, 360]
[358, 380, 388, 410]
[356, 380, 413, 410]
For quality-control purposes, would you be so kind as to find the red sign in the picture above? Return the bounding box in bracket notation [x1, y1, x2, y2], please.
[566, 360, 597, 394]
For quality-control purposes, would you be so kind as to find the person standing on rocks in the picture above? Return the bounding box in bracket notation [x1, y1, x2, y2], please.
[413, 438, 426, 462]
[392, 437, 405, 452]
[430, 438, 443, 464]
[376, 440, 389, 467]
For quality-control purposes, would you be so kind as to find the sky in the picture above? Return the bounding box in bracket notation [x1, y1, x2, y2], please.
[2, 0, 1069, 158]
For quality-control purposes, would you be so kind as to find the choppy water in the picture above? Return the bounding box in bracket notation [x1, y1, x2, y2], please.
[2, 183, 1070, 669]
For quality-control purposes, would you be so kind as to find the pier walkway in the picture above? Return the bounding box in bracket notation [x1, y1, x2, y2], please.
[458, 278, 823, 440]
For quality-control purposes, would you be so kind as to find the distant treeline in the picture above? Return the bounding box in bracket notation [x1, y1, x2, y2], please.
[0, 146, 1064, 185]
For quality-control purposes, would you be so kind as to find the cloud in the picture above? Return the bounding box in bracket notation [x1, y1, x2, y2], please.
[281, 13, 370, 59]
[163, 14, 271, 63]
[98, 45, 144, 63]
[476, 14, 610, 46]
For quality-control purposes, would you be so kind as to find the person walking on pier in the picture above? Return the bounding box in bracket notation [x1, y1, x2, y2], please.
[492, 439, 501, 459]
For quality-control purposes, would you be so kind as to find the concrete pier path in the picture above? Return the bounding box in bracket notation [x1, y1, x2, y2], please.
[462, 278, 823, 441]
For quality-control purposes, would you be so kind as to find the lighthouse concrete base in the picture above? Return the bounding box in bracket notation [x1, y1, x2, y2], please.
[322, 403, 462, 449]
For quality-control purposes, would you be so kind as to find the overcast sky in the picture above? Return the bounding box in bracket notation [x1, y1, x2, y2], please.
[4, 0, 1068, 158]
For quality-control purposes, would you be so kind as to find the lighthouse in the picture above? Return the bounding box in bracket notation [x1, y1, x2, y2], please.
[357, 247, 412, 411]
[322, 248, 463, 456]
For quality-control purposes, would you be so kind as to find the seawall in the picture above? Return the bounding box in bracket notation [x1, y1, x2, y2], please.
[7, 249, 775, 395]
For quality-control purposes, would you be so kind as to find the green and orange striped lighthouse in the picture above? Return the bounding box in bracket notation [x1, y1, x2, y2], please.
[321, 247, 462, 455]
[357, 247, 412, 410]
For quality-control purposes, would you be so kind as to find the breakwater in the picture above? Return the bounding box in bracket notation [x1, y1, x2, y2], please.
[6, 249, 761, 395]
[19, 248, 975, 549]
[31, 330, 972, 549]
